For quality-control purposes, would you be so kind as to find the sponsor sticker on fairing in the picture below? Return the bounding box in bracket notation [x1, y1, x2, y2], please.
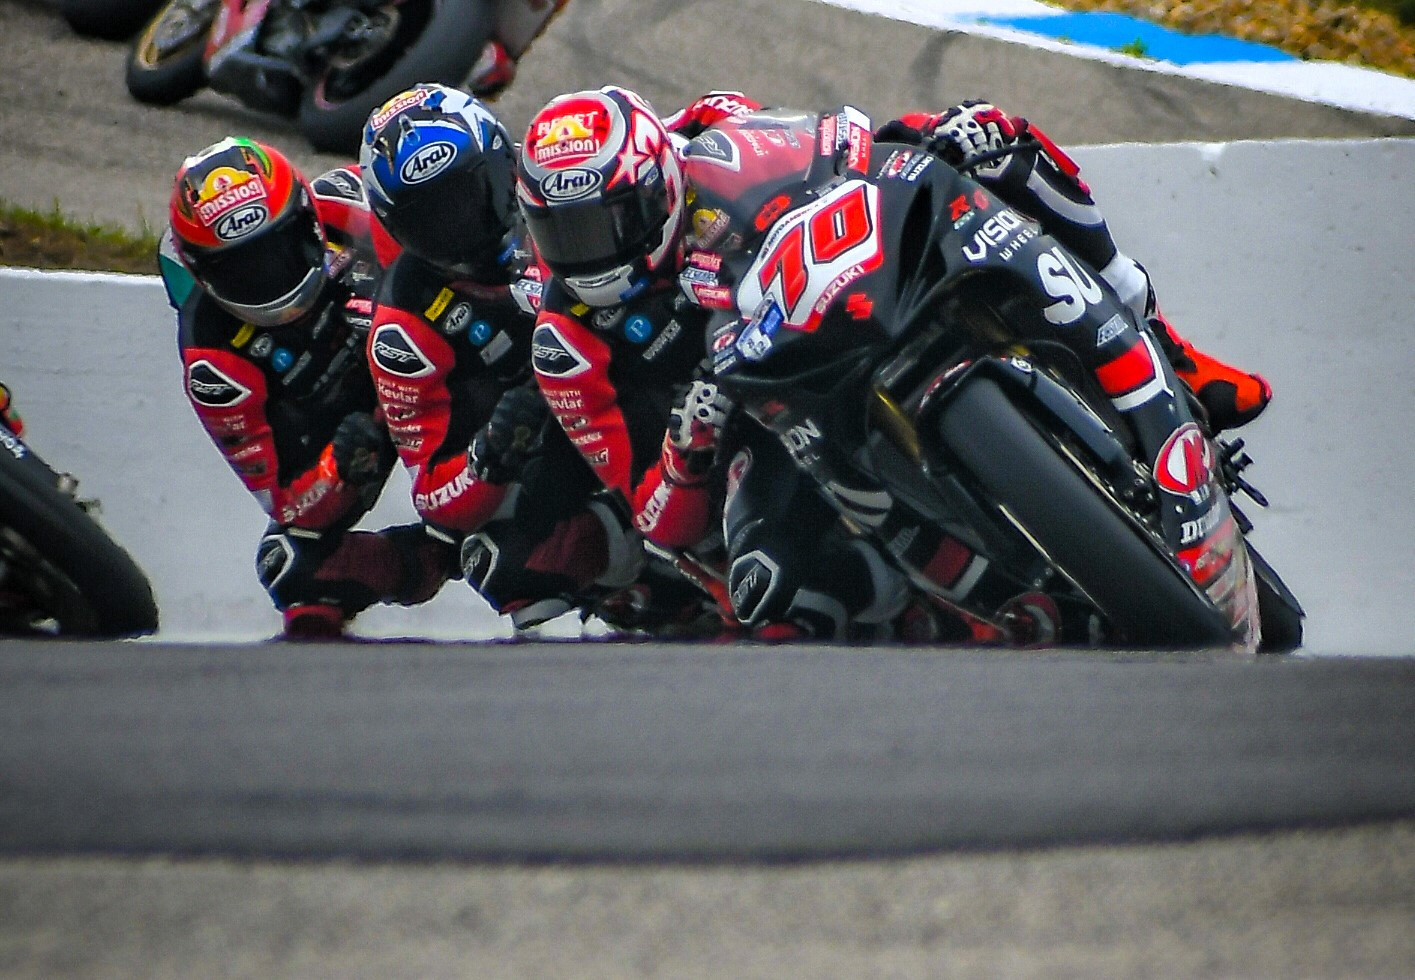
[737, 299, 783, 361]
[1154, 422, 1215, 500]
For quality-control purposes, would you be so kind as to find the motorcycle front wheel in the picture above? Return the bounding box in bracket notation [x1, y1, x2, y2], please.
[297, 0, 497, 154]
[0, 441, 158, 638]
[125, 0, 217, 106]
[935, 376, 1235, 649]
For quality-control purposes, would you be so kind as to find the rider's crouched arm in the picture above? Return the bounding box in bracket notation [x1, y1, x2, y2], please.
[632, 461, 717, 551]
[408, 451, 511, 535]
[269, 445, 365, 529]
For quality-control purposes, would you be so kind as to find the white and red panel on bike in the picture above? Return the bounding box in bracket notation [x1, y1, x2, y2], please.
[733, 178, 885, 340]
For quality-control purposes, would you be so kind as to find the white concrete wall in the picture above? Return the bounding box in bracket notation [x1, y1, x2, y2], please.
[2, 138, 1411, 654]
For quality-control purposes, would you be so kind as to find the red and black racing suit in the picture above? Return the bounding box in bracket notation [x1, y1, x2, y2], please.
[529, 94, 762, 541]
[173, 166, 455, 636]
[367, 221, 708, 629]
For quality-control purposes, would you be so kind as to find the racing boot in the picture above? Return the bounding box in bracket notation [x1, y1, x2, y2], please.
[281, 603, 349, 641]
[1149, 309, 1271, 432]
[0, 382, 24, 437]
[465, 40, 517, 99]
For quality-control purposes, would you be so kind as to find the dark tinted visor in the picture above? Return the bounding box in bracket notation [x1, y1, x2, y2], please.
[189, 208, 324, 307]
[380, 162, 507, 269]
[524, 181, 668, 277]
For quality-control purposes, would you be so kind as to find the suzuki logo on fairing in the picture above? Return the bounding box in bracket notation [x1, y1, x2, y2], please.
[400, 142, 457, 184]
[1038, 246, 1103, 324]
[540, 167, 604, 201]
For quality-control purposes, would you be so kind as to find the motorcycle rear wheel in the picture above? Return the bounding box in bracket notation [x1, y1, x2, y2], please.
[59, 0, 166, 39]
[125, 0, 215, 106]
[0, 443, 158, 638]
[297, 0, 496, 154]
[935, 376, 1234, 649]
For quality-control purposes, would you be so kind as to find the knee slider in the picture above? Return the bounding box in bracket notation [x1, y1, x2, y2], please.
[460, 531, 507, 608]
[728, 549, 787, 627]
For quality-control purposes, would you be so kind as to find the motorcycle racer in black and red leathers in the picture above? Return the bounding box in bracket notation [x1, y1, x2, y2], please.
[359, 84, 717, 633]
[516, 86, 1276, 644]
[517, 87, 917, 640]
[165, 136, 457, 639]
[881, 102, 1271, 431]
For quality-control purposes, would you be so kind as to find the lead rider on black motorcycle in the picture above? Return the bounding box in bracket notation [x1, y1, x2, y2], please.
[517, 88, 1276, 645]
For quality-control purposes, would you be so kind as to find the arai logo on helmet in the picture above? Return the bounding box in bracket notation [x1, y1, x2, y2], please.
[540, 167, 603, 202]
[400, 142, 457, 184]
[214, 204, 268, 241]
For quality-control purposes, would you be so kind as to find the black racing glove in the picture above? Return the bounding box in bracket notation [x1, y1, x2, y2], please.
[331, 412, 396, 486]
[468, 383, 550, 485]
[872, 119, 928, 147]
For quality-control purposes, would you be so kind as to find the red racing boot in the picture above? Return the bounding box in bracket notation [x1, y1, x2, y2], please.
[281, 603, 349, 641]
[0, 382, 24, 437]
[1149, 311, 1272, 432]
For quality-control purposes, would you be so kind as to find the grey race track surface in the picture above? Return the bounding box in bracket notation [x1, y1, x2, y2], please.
[3, 0, 1415, 975]
[3, 642, 1414, 860]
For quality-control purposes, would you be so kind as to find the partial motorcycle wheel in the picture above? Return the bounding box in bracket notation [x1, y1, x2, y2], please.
[1247, 542, 1304, 653]
[0, 442, 158, 638]
[125, 0, 217, 106]
[59, 0, 167, 39]
[935, 376, 1233, 649]
[297, 0, 496, 154]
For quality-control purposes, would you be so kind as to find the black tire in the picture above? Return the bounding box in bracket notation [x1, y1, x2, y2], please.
[297, 0, 495, 154]
[0, 439, 158, 638]
[935, 377, 1233, 648]
[58, 0, 165, 39]
[125, 0, 213, 106]
[1248, 542, 1304, 653]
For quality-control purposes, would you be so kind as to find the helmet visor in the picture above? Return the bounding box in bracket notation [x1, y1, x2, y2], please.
[379, 163, 506, 271]
[524, 181, 668, 279]
[188, 208, 325, 310]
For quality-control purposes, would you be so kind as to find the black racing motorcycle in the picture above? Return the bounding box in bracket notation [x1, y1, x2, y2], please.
[124, 0, 497, 153]
[696, 108, 1304, 652]
[0, 418, 159, 638]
